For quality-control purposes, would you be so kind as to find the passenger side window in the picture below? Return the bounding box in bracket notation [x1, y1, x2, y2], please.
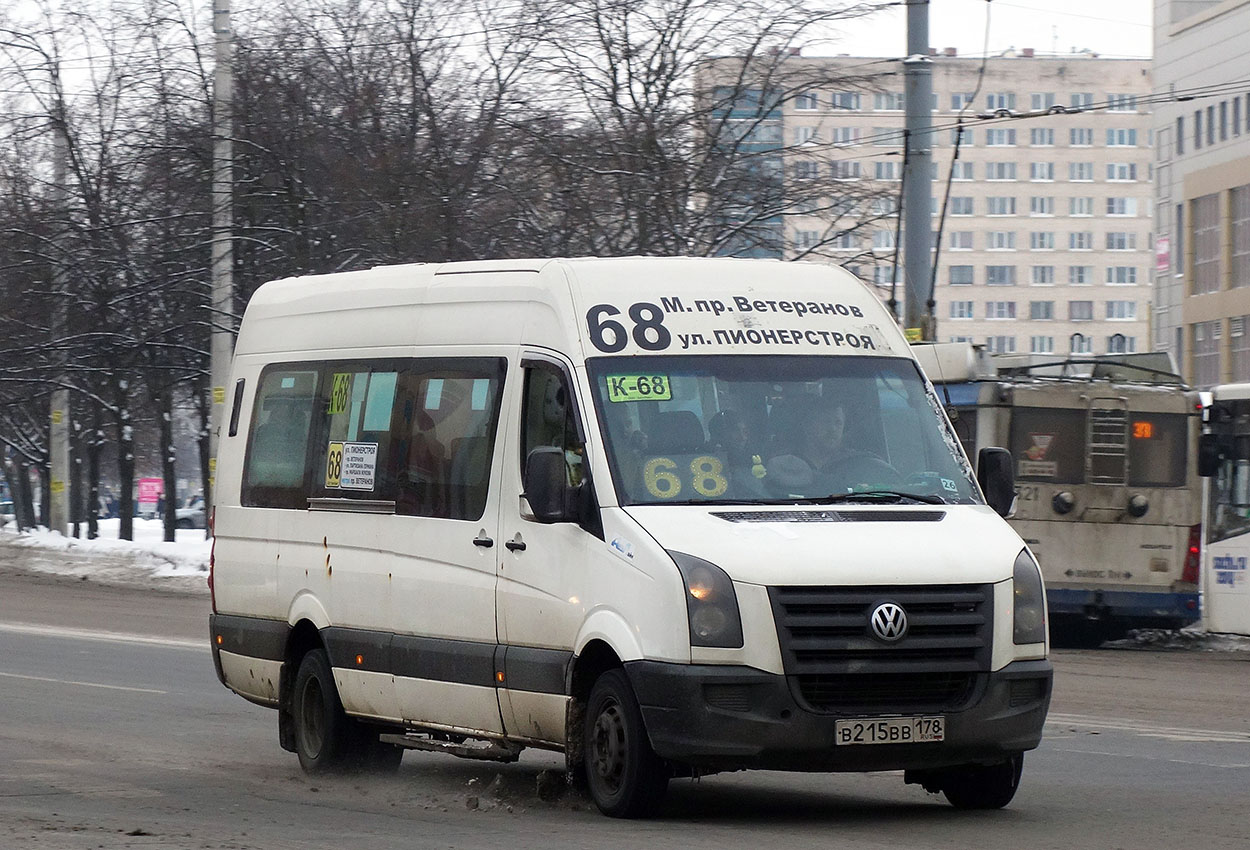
[242, 367, 318, 509]
[521, 366, 585, 486]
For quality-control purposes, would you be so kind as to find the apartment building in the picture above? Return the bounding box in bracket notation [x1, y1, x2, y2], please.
[1154, 0, 1250, 386]
[770, 51, 1153, 356]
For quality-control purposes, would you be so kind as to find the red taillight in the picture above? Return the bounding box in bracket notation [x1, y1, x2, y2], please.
[1182, 523, 1201, 585]
[208, 506, 217, 613]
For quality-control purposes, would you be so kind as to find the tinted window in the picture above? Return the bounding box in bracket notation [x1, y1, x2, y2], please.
[1010, 408, 1086, 484]
[1127, 413, 1188, 487]
[242, 368, 318, 508]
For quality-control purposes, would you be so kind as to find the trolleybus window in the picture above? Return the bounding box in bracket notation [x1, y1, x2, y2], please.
[1009, 408, 1086, 483]
[1126, 413, 1187, 488]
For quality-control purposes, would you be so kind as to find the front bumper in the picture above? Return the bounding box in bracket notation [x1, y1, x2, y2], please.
[625, 659, 1052, 772]
[1047, 588, 1200, 624]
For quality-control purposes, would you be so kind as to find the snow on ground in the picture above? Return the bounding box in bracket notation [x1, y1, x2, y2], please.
[0, 518, 210, 593]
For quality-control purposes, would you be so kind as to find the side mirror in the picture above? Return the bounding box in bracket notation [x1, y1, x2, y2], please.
[523, 447, 575, 522]
[977, 447, 1016, 518]
[1198, 432, 1221, 478]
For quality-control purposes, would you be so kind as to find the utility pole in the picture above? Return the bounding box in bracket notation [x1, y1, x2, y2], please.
[209, 0, 235, 513]
[49, 121, 70, 536]
[902, 0, 934, 341]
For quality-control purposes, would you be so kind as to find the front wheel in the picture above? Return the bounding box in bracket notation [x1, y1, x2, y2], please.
[941, 753, 1025, 810]
[583, 669, 669, 818]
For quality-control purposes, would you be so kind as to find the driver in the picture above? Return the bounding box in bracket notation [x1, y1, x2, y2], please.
[768, 399, 860, 490]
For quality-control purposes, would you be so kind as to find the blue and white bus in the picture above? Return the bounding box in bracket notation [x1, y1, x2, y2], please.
[1197, 384, 1250, 635]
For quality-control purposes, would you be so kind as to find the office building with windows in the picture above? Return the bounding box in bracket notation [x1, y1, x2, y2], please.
[768, 51, 1153, 356]
[1154, 0, 1250, 386]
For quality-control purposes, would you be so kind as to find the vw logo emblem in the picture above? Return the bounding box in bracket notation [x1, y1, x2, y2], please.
[869, 602, 908, 642]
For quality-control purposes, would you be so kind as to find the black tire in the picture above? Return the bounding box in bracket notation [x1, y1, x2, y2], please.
[583, 669, 668, 818]
[292, 649, 354, 773]
[354, 731, 404, 773]
[942, 753, 1025, 810]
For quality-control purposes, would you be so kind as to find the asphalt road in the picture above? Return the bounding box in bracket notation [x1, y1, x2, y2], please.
[1, 543, 1248, 849]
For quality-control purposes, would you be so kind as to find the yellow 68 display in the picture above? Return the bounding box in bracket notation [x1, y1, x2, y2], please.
[643, 455, 729, 499]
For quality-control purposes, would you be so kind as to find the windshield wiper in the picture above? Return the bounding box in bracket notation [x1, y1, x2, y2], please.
[817, 490, 948, 505]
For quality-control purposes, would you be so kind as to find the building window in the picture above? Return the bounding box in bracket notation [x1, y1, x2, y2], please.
[951, 126, 974, 146]
[986, 265, 1017, 286]
[986, 301, 1017, 319]
[949, 265, 975, 285]
[874, 161, 901, 180]
[1106, 128, 1137, 146]
[987, 196, 1017, 216]
[986, 162, 1017, 180]
[1030, 300, 1054, 320]
[1107, 162, 1138, 181]
[951, 92, 975, 111]
[830, 127, 859, 146]
[1069, 232, 1094, 250]
[986, 128, 1017, 146]
[986, 336, 1017, 354]
[1070, 127, 1094, 146]
[950, 197, 974, 216]
[1177, 116, 1185, 155]
[831, 92, 861, 110]
[1031, 92, 1056, 111]
[1236, 99, 1243, 137]
[949, 231, 974, 250]
[1070, 334, 1093, 354]
[872, 266, 896, 286]
[949, 300, 975, 319]
[1105, 232, 1136, 251]
[829, 232, 857, 250]
[793, 160, 820, 179]
[1069, 162, 1094, 181]
[1106, 94, 1137, 112]
[1106, 334, 1137, 354]
[1069, 197, 1094, 216]
[795, 126, 817, 144]
[873, 127, 903, 146]
[986, 92, 1016, 111]
[988, 231, 1017, 250]
[794, 230, 819, 250]
[1106, 197, 1138, 216]
[1069, 265, 1093, 285]
[1106, 266, 1138, 285]
[1232, 186, 1250, 289]
[1221, 100, 1229, 141]
[874, 92, 904, 110]
[1106, 300, 1137, 320]
[1194, 193, 1221, 295]
[1069, 301, 1094, 321]
[1029, 232, 1054, 251]
[794, 92, 818, 110]
[872, 230, 896, 250]
[1031, 266, 1055, 286]
[1030, 128, 1054, 146]
[1193, 320, 1221, 386]
[1031, 336, 1055, 353]
[1030, 196, 1054, 216]
[1232, 317, 1250, 381]
[1208, 105, 1216, 145]
[1070, 92, 1094, 109]
[1195, 108, 1203, 150]
[1029, 162, 1054, 182]
[950, 161, 974, 180]
[830, 160, 861, 180]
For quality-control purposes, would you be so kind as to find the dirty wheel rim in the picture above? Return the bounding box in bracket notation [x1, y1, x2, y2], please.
[590, 699, 627, 794]
[298, 677, 325, 758]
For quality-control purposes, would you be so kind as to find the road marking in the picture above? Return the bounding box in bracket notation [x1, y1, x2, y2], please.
[0, 670, 166, 694]
[0, 621, 206, 651]
[1047, 746, 1250, 770]
[1048, 712, 1250, 744]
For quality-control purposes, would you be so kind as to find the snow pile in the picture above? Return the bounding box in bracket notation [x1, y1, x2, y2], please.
[0, 518, 210, 584]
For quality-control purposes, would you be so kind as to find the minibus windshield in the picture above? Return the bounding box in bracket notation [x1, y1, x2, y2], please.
[587, 355, 980, 506]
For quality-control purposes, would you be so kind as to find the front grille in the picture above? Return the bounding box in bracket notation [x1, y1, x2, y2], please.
[769, 584, 993, 714]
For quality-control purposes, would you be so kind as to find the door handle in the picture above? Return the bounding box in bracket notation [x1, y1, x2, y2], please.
[473, 532, 494, 548]
[505, 536, 527, 552]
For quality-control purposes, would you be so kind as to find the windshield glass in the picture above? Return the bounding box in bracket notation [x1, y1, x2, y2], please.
[587, 355, 980, 506]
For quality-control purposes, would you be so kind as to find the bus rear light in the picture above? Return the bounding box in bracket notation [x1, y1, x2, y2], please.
[1181, 523, 1201, 585]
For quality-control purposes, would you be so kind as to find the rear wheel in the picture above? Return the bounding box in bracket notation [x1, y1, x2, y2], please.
[583, 669, 669, 818]
[292, 649, 353, 773]
[941, 753, 1025, 810]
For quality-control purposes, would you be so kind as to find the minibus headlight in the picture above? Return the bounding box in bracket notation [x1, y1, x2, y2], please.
[1013, 549, 1047, 645]
[669, 551, 744, 649]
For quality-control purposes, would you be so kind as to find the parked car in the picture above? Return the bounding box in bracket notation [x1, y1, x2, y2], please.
[175, 496, 206, 529]
[0, 499, 14, 526]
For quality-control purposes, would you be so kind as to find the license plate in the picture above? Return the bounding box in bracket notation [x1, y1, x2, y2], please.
[835, 716, 945, 745]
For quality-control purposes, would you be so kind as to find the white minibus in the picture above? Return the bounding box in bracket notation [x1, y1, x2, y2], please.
[209, 257, 1051, 817]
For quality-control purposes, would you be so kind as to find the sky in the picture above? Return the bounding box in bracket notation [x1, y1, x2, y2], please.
[819, 0, 1153, 59]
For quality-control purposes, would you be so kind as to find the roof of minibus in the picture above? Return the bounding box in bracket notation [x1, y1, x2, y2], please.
[233, 257, 905, 360]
